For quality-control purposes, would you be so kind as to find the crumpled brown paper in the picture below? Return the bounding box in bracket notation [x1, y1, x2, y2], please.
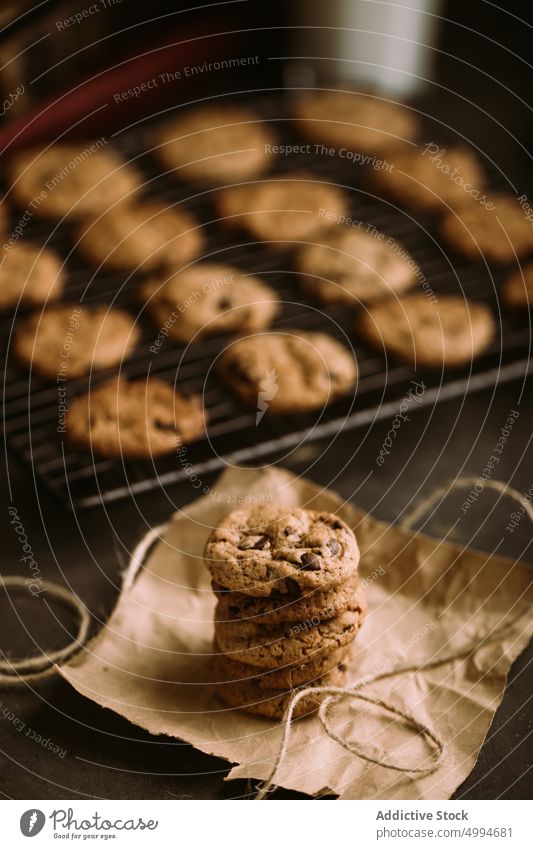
[60, 466, 533, 799]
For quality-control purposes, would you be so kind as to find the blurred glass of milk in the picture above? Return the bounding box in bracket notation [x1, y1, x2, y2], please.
[287, 0, 443, 96]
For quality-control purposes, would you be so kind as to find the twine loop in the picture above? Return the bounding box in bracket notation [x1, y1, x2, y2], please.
[401, 476, 533, 530]
[255, 609, 529, 799]
[0, 576, 91, 687]
[319, 690, 444, 774]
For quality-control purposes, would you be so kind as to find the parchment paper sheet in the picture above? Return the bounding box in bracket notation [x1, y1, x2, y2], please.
[61, 466, 533, 799]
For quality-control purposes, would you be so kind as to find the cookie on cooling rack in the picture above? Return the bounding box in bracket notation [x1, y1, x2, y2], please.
[155, 105, 275, 185]
[13, 304, 139, 379]
[502, 263, 533, 309]
[217, 329, 356, 413]
[216, 172, 348, 244]
[9, 144, 142, 219]
[296, 226, 418, 305]
[139, 262, 279, 344]
[0, 242, 65, 310]
[76, 200, 204, 272]
[67, 377, 206, 458]
[292, 90, 419, 153]
[357, 293, 496, 368]
[440, 194, 533, 263]
[371, 145, 486, 212]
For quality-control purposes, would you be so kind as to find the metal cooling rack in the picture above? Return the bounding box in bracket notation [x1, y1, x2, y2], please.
[3, 94, 532, 507]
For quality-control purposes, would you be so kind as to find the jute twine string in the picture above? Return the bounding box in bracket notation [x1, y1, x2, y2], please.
[254, 608, 528, 799]
[0, 576, 91, 687]
[0, 524, 166, 687]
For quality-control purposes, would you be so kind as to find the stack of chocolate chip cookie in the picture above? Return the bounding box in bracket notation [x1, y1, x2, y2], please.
[204, 505, 366, 719]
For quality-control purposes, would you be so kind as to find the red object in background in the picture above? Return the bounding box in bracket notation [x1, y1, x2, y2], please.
[0, 22, 248, 153]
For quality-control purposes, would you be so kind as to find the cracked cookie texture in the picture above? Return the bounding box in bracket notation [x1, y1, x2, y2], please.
[204, 504, 360, 596]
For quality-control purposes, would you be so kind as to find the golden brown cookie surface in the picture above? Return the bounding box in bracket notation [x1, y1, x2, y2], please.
[139, 263, 278, 343]
[214, 609, 363, 668]
[293, 90, 418, 153]
[502, 263, 533, 309]
[372, 145, 486, 212]
[440, 194, 533, 263]
[297, 226, 418, 304]
[10, 144, 141, 219]
[217, 172, 348, 243]
[214, 575, 365, 626]
[156, 105, 275, 184]
[213, 641, 352, 689]
[67, 377, 205, 458]
[218, 329, 356, 414]
[357, 293, 496, 368]
[13, 304, 139, 379]
[0, 242, 64, 310]
[77, 200, 204, 271]
[215, 659, 348, 719]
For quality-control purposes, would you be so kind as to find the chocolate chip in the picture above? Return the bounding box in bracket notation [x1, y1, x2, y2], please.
[327, 539, 341, 557]
[253, 534, 271, 550]
[283, 526, 293, 536]
[299, 552, 321, 571]
[218, 297, 232, 310]
[285, 577, 301, 597]
[331, 520, 343, 530]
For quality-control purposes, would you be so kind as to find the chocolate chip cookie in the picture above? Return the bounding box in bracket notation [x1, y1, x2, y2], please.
[214, 660, 348, 719]
[357, 293, 496, 368]
[214, 608, 362, 669]
[10, 144, 142, 219]
[440, 194, 533, 263]
[204, 505, 360, 597]
[214, 575, 365, 626]
[293, 90, 419, 153]
[67, 377, 205, 458]
[156, 105, 275, 185]
[296, 227, 418, 305]
[13, 304, 139, 379]
[139, 262, 279, 344]
[218, 329, 357, 414]
[77, 200, 204, 272]
[216, 172, 348, 243]
[213, 641, 351, 689]
[371, 145, 486, 212]
[0, 242, 64, 310]
[502, 263, 533, 309]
